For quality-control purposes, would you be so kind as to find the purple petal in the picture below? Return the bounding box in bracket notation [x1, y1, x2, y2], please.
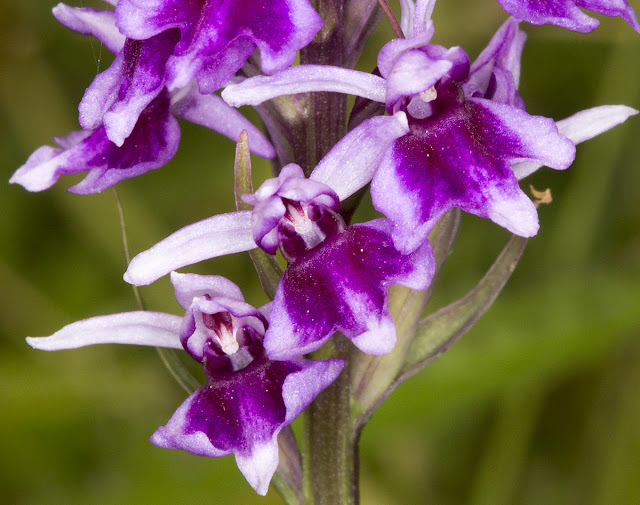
[377, 30, 435, 78]
[280, 358, 344, 423]
[170, 82, 275, 159]
[52, 4, 125, 54]
[371, 88, 575, 251]
[184, 296, 267, 361]
[26, 312, 183, 351]
[385, 49, 454, 111]
[169, 37, 256, 93]
[469, 18, 524, 87]
[124, 211, 256, 286]
[170, 272, 246, 310]
[79, 31, 179, 145]
[413, 0, 437, 35]
[222, 65, 387, 107]
[310, 112, 409, 200]
[150, 354, 343, 495]
[116, 0, 323, 94]
[249, 196, 286, 255]
[496, 0, 640, 33]
[10, 91, 180, 194]
[264, 220, 435, 359]
[465, 18, 526, 107]
[513, 105, 638, 179]
[245, 164, 340, 254]
[470, 98, 575, 168]
[379, 39, 470, 112]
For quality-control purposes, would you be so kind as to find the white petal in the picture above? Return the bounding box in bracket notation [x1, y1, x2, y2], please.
[222, 65, 386, 107]
[555, 105, 638, 144]
[513, 105, 638, 179]
[310, 112, 409, 200]
[26, 312, 183, 350]
[125, 211, 256, 286]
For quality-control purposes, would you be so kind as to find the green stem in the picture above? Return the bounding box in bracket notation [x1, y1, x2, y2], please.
[302, 339, 359, 505]
[155, 347, 200, 395]
[112, 188, 146, 311]
[300, 0, 346, 175]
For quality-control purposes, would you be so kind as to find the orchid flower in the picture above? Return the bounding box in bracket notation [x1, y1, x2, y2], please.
[222, 5, 637, 253]
[116, 0, 324, 94]
[10, 3, 275, 194]
[26, 272, 344, 496]
[80, 0, 323, 147]
[124, 164, 435, 359]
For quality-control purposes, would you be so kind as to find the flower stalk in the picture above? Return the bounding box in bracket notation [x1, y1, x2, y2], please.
[303, 340, 359, 505]
[300, 0, 347, 173]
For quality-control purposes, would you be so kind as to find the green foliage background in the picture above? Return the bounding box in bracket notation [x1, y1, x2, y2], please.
[1, 1, 639, 504]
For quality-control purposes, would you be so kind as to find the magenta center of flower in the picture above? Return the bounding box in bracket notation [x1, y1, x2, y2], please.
[203, 311, 239, 355]
[283, 199, 313, 234]
[279, 198, 333, 259]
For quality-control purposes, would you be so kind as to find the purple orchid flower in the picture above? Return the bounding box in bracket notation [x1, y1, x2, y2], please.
[495, 0, 640, 33]
[81, 0, 323, 147]
[222, 5, 637, 253]
[124, 164, 435, 359]
[116, 0, 324, 94]
[9, 3, 275, 194]
[26, 272, 344, 496]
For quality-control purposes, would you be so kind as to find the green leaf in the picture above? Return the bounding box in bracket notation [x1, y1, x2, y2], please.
[155, 347, 201, 395]
[234, 131, 283, 299]
[273, 427, 303, 505]
[401, 234, 528, 376]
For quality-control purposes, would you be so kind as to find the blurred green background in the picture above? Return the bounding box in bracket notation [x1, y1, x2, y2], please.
[1, 1, 639, 504]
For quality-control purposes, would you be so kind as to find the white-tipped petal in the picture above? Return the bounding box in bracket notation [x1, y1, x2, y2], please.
[556, 105, 638, 144]
[513, 105, 638, 179]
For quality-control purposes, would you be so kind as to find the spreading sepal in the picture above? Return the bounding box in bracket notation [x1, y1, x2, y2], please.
[10, 91, 180, 194]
